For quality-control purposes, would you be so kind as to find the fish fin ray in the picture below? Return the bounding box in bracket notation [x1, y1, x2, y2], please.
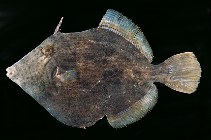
[54, 17, 63, 34]
[107, 83, 158, 128]
[98, 9, 153, 62]
[159, 52, 201, 93]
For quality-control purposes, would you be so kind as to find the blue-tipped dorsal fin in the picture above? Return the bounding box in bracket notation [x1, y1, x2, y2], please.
[99, 9, 153, 62]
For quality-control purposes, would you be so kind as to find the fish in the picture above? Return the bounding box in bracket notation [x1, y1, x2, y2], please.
[6, 9, 201, 128]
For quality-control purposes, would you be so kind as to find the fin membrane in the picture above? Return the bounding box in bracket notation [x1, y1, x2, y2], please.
[99, 9, 153, 62]
[107, 84, 158, 128]
[160, 52, 201, 94]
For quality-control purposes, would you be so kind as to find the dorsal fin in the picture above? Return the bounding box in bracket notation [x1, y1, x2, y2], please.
[54, 17, 63, 35]
[99, 9, 153, 62]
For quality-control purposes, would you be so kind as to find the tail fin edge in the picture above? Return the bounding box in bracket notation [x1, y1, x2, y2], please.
[160, 52, 201, 94]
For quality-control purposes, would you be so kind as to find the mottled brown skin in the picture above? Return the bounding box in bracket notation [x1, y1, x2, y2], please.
[6, 23, 201, 128]
[6, 10, 201, 128]
[11, 28, 157, 128]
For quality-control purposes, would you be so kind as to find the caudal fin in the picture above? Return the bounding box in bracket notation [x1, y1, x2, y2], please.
[159, 52, 201, 94]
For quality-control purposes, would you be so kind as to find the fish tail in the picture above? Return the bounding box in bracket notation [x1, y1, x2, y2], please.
[158, 52, 201, 94]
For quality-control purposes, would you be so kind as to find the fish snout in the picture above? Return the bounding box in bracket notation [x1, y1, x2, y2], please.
[6, 66, 17, 79]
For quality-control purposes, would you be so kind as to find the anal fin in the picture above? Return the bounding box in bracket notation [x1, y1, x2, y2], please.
[107, 84, 158, 128]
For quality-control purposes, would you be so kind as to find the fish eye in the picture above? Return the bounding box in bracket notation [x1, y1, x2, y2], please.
[41, 44, 55, 57]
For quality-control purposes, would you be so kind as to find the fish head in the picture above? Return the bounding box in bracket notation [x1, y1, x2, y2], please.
[6, 32, 83, 126]
[6, 34, 61, 100]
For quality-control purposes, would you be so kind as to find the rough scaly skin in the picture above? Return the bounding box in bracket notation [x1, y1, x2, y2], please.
[6, 28, 159, 128]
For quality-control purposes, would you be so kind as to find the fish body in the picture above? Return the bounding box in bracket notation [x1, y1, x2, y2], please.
[6, 9, 201, 128]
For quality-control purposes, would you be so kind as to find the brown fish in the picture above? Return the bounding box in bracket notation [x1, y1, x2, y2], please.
[6, 9, 201, 128]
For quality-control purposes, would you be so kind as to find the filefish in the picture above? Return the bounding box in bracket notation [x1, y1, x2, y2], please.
[6, 9, 201, 128]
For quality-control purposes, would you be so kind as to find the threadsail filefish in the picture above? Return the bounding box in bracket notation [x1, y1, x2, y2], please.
[6, 9, 201, 128]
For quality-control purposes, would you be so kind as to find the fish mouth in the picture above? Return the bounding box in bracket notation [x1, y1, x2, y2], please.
[6, 65, 23, 86]
[6, 66, 16, 79]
